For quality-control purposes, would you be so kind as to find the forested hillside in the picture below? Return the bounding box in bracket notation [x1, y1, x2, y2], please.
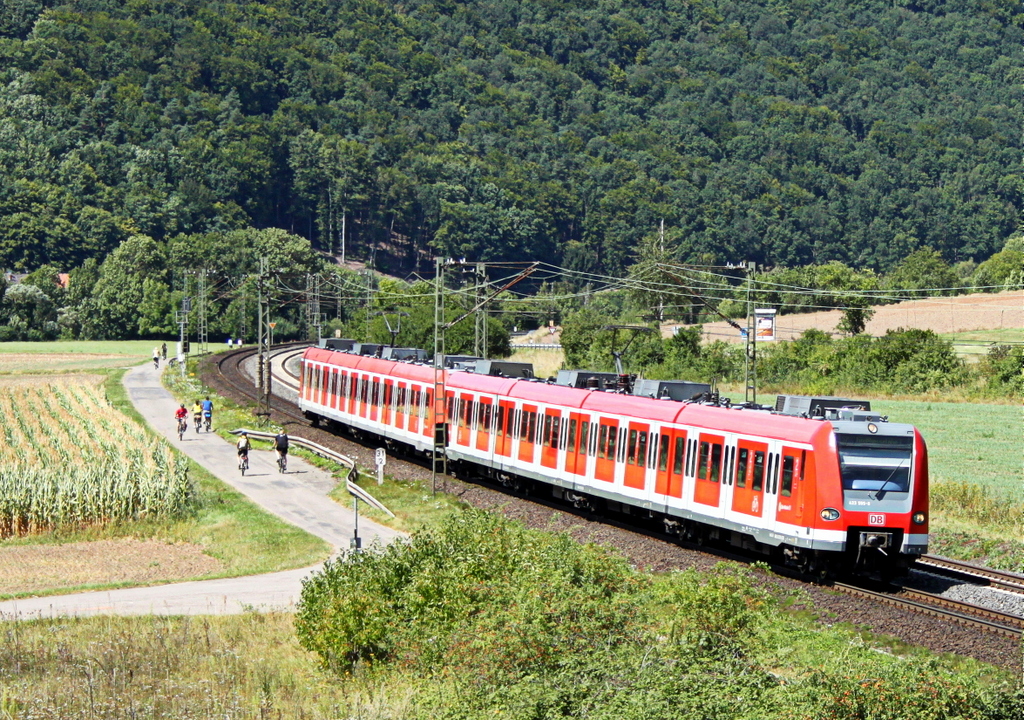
[0, 0, 1020, 276]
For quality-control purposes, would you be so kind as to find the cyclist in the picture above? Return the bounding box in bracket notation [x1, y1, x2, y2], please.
[273, 430, 289, 472]
[174, 404, 188, 435]
[153, 347, 161, 369]
[201, 396, 214, 431]
[236, 432, 250, 469]
[191, 400, 203, 433]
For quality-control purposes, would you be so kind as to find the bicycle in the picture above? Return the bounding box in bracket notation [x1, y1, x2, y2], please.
[177, 417, 187, 441]
[194, 416, 202, 434]
[276, 452, 287, 474]
[203, 413, 212, 432]
[153, 356, 160, 369]
[238, 453, 249, 475]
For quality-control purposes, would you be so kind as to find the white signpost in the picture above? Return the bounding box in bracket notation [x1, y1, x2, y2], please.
[375, 447, 386, 485]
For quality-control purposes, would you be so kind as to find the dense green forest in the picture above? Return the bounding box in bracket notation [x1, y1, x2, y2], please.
[0, 0, 1021, 279]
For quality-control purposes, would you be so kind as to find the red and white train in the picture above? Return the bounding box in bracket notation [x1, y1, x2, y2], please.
[298, 344, 929, 576]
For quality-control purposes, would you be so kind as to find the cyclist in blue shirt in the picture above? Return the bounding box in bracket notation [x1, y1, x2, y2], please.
[201, 396, 214, 431]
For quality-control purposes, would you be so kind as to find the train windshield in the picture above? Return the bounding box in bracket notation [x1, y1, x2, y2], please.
[835, 434, 913, 493]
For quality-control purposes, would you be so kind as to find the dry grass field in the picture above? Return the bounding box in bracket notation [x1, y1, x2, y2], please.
[679, 289, 1024, 345]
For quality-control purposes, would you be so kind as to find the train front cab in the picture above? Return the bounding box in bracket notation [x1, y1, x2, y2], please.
[812, 419, 929, 576]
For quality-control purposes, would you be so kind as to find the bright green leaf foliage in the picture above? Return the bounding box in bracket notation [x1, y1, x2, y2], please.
[295, 509, 1013, 719]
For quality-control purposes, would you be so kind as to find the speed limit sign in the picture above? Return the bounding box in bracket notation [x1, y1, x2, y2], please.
[375, 448, 386, 485]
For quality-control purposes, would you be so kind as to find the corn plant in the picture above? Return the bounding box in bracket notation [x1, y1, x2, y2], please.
[0, 380, 195, 537]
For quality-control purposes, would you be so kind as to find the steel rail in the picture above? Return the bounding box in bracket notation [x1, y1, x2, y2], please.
[916, 556, 1024, 595]
[834, 582, 1023, 639]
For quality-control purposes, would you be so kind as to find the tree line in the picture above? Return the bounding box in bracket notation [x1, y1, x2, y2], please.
[0, 0, 1019, 279]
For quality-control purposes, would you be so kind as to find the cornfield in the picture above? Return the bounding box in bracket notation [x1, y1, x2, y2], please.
[0, 380, 194, 537]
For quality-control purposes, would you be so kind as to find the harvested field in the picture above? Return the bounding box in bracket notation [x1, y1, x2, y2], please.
[0, 539, 222, 596]
[0, 353, 144, 373]
[675, 290, 1024, 344]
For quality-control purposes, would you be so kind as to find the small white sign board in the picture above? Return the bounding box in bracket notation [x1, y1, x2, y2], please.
[375, 448, 386, 485]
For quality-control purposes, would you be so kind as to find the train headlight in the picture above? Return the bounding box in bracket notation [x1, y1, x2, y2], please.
[820, 508, 840, 521]
[912, 512, 927, 525]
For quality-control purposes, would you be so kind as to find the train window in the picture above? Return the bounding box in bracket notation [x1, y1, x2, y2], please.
[567, 419, 577, 451]
[512, 408, 521, 437]
[527, 412, 538, 443]
[710, 444, 722, 482]
[579, 421, 590, 455]
[598, 425, 608, 459]
[542, 415, 553, 448]
[372, 380, 380, 408]
[614, 427, 624, 463]
[736, 448, 748, 488]
[425, 391, 432, 419]
[673, 437, 684, 475]
[659, 434, 670, 471]
[627, 429, 638, 465]
[781, 456, 795, 497]
[753, 451, 765, 492]
[553, 416, 562, 449]
[640, 431, 650, 467]
[697, 442, 709, 479]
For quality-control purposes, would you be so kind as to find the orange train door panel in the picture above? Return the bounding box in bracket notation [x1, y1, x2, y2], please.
[540, 410, 561, 469]
[624, 422, 649, 490]
[693, 433, 724, 507]
[775, 448, 808, 528]
[496, 401, 514, 457]
[731, 440, 767, 518]
[395, 383, 406, 430]
[565, 413, 589, 476]
[422, 389, 433, 438]
[594, 419, 618, 483]
[476, 399, 492, 452]
[456, 394, 472, 447]
[382, 380, 393, 426]
[518, 405, 538, 464]
[408, 386, 421, 434]
[655, 430, 684, 497]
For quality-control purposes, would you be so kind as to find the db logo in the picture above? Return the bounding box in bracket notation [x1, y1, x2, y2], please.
[868, 514, 885, 526]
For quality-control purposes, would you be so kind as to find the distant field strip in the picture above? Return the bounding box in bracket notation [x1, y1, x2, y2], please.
[0, 380, 193, 536]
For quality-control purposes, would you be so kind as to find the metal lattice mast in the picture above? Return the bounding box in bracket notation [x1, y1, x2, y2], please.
[744, 261, 757, 404]
[474, 262, 487, 358]
[256, 258, 271, 419]
[311, 272, 322, 342]
[196, 269, 208, 355]
[431, 257, 448, 494]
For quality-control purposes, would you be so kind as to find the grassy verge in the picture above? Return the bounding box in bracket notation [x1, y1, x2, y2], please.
[4, 515, 1013, 719]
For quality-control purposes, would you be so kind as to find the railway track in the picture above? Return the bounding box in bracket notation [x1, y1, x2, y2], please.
[916, 555, 1024, 594]
[835, 582, 1023, 639]
[202, 344, 1024, 649]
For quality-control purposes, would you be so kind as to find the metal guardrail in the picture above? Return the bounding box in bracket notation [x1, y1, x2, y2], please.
[509, 343, 562, 349]
[230, 428, 394, 517]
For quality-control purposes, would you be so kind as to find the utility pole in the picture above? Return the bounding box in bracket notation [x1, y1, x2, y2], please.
[305, 273, 322, 342]
[744, 261, 757, 405]
[256, 258, 272, 419]
[431, 257, 448, 494]
[196, 269, 208, 355]
[474, 262, 487, 358]
[176, 293, 190, 378]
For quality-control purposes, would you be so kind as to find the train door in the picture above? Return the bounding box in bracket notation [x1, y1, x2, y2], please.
[422, 389, 433, 438]
[624, 422, 649, 490]
[408, 386, 421, 434]
[565, 413, 589, 475]
[495, 401, 514, 457]
[394, 383, 406, 430]
[517, 405, 538, 464]
[774, 448, 807, 528]
[731, 440, 767, 518]
[594, 418, 619, 483]
[476, 398, 492, 452]
[693, 433, 724, 507]
[381, 380, 393, 425]
[454, 394, 472, 447]
[540, 410, 561, 469]
[655, 429, 686, 498]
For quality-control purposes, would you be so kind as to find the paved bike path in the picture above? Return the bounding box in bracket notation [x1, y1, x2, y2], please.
[0, 361, 404, 619]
